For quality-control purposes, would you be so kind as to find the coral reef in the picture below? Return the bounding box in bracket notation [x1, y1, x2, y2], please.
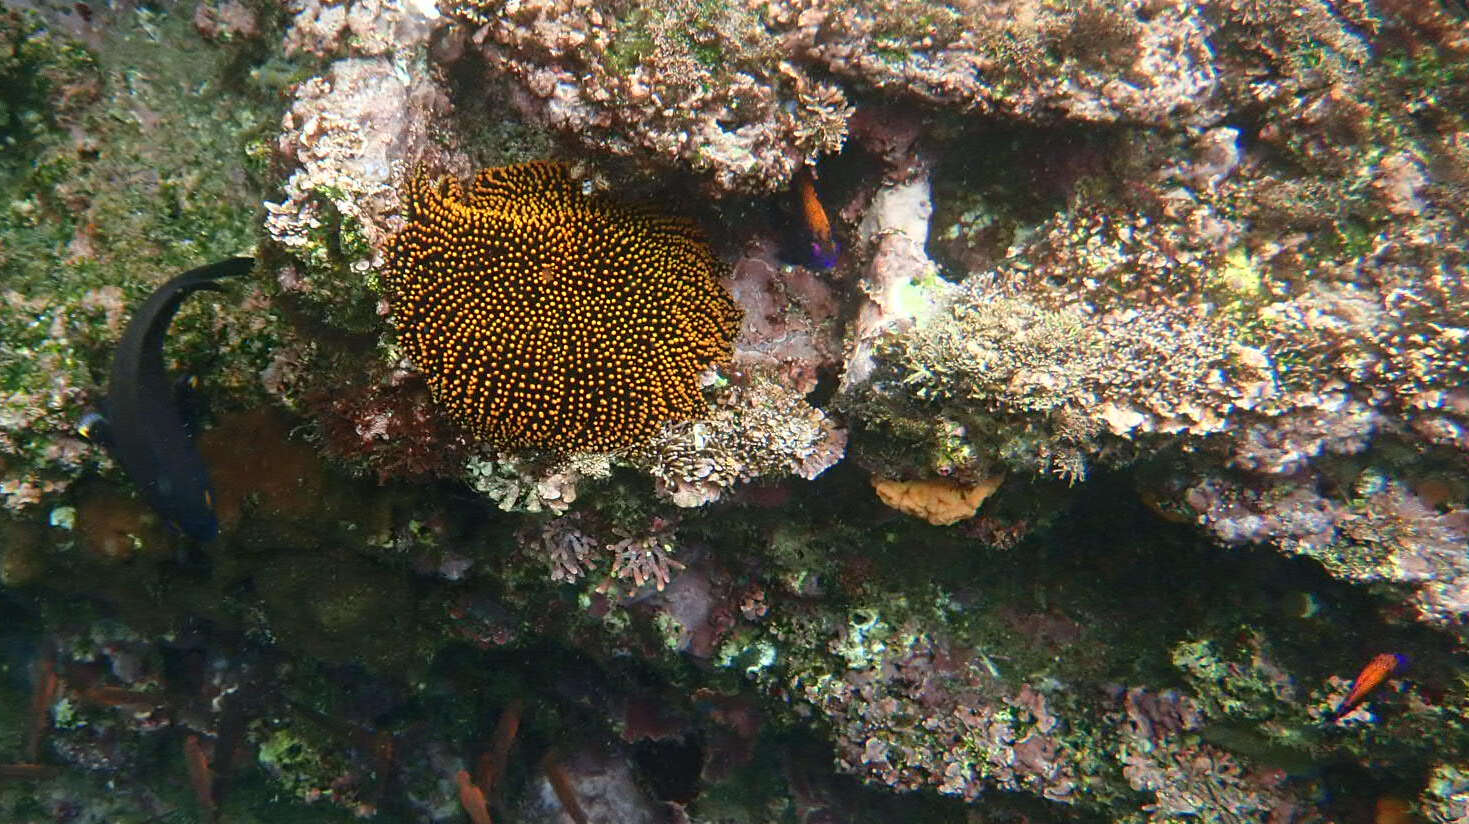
[264, 52, 450, 332]
[458, 368, 844, 513]
[804, 620, 1087, 803]
[835, 0, 1469, 632]
[444, 0, 851, 194]
[7, 0, 1469, 822]
[1113, 686, 1307, 822]
[848, 283, 1267, 481]
[439, 0, 1230, 194]
[1182, 472, 1469, 628]
[707, 504, 1374, 820]
[627, 372, 846, 507]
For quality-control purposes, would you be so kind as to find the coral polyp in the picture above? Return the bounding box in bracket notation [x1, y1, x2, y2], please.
[380, 162, 741, 453]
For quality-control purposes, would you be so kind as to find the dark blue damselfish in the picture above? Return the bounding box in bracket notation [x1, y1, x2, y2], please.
[88, 257, 254, 541]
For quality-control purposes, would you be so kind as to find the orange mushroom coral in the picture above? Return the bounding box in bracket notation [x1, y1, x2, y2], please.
[381, 162, 741, 453]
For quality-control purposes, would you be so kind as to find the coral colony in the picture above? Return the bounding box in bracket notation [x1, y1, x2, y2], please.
[1, 0, 1468, 822]
[381, 162, 741, 452]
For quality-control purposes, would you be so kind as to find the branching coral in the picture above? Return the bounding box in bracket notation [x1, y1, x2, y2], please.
[606, 523, 685, 593]
[530, 513, 685, 593]
[14, 1, 1467, 818]
[626, 372, 846, 507]
[537, 513, 599, 583]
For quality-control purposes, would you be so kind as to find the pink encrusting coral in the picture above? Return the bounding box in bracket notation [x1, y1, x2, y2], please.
[306, 367, 473, 481]
[764, 612, 1319, 816]
[1113, 687, 1308, 821]
[443, 0, 851, 194]
[725, 240, 842, 391]
[440, 0, 1228, 193]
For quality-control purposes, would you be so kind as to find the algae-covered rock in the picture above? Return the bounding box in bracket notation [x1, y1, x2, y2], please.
[4, 0, 1469, 822]
[0, 2, 288, 513]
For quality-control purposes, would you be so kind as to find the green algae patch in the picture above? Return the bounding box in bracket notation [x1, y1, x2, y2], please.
[254, 724, 355, 805]
[0, 10, 97, 186]
[0, 4, 290, 513]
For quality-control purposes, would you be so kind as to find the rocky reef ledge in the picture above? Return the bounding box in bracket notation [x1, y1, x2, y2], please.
[2, 1, 1468, 821]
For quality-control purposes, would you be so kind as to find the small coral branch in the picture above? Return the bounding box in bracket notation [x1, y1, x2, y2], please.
[539, 516, 599, 583]
[607, 528, 686, 593]
[533, 515, 687, 593]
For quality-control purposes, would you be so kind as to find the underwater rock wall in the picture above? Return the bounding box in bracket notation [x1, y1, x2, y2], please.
[2, 0, 1469, 822]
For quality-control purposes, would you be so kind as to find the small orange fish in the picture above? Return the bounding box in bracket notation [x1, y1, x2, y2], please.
[24, 656, 58, 763]
[1328, 652, 1408, 721]
[542, 752, 590, 824]
[484, 697, 523, 797]
[456, 769, 493, 824]
[184, 735, 216, 812]
[793, 167, 839, 269]
[79, 685, 161, 708]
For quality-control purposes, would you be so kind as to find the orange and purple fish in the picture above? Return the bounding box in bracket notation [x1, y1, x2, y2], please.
[796, 167, 838, 268]
[1327, 652, 1408, 721]
[777, 167, 840, 269]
